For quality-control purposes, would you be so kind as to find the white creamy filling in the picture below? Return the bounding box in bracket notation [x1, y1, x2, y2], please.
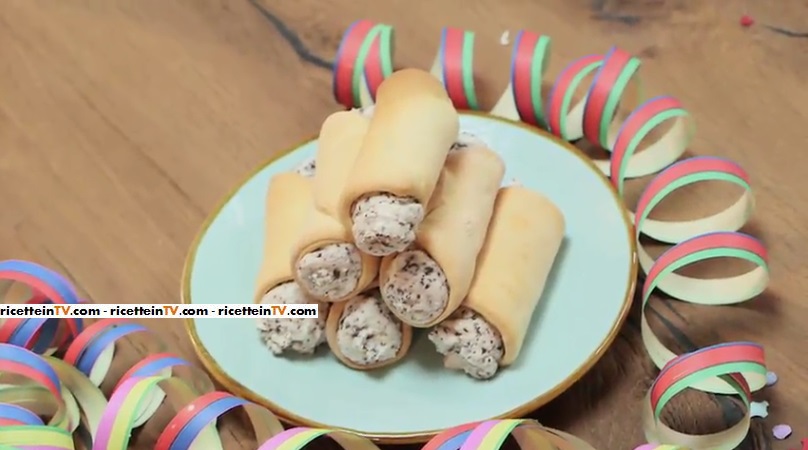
[256, 282, 329, 354]
[336, 292, 403, 366]
[296, 243, 362, 301]
[380, 250, 449, 325]
[351, 193, 424, 256]
[428, 307, 504, 380]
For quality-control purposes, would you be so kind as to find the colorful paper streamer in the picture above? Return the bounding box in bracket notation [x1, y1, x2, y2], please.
[93, 375, 201, 450]
[431, 27, 479, 110]
[0, 260, 84, 354]
[333, 20, 392, 109]
[0, 22, 773, 450]
[154, 390, 282, 450]
[334, 23, 481, 111]
[505, 31, 552, 128]
[643, 342, 766, 448]
[582, 47, 643, 150]
[327, 21, 770, 448]
[545, 54, 604, 141]
[608, 96, 694, 184]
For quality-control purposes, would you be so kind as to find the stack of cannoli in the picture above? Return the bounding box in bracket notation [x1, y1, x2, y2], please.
[254, 68, 566, 379]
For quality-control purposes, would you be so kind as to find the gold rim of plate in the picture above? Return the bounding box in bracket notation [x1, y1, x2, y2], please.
[180, 111, 639, 445]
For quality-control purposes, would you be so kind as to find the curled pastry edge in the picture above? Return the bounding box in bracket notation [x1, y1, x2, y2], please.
[291, 240, 380, 303]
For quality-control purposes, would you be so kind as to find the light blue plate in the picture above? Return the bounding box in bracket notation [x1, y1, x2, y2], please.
[182, 113, 637, 443]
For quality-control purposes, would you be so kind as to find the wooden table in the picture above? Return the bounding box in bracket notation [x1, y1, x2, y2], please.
[1, 1, 806, 449]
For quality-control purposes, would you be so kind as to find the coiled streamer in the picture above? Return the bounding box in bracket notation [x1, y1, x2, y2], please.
[0, 22, 770, 450]
[330, 21, 770, 449]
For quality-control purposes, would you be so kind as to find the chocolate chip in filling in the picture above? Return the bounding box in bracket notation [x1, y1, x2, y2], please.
[381, 249, 450, 325]
[450, 131, 488, 153]
[351, 193, 425, 256]
[336, 293, 403, 365]
[427, 307, 504, 380]
[294, 157, 317, 177]
[256, 282, 329, 355]
[296, 243, 363, 301]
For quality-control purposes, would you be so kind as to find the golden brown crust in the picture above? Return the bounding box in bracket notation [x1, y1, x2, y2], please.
[313, 110, 370, 216]
[337, 69, 459, 227]
[379, 146, 505, 326]
[254, 173, 313, 303]
[464, 186, 566, 366]
[291, 111, 379, 301]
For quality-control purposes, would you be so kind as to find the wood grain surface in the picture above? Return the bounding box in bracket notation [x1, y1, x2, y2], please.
[1, 0, 807, 449]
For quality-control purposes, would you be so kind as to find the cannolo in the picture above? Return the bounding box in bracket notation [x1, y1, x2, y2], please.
[428, 186, 566, 379]
[254, 172, 329, 355]
[379, 146, 505, 327]
[291, 111, 380, 302]
[326, 288, 413, 370]
[338, 68, 460, 256]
